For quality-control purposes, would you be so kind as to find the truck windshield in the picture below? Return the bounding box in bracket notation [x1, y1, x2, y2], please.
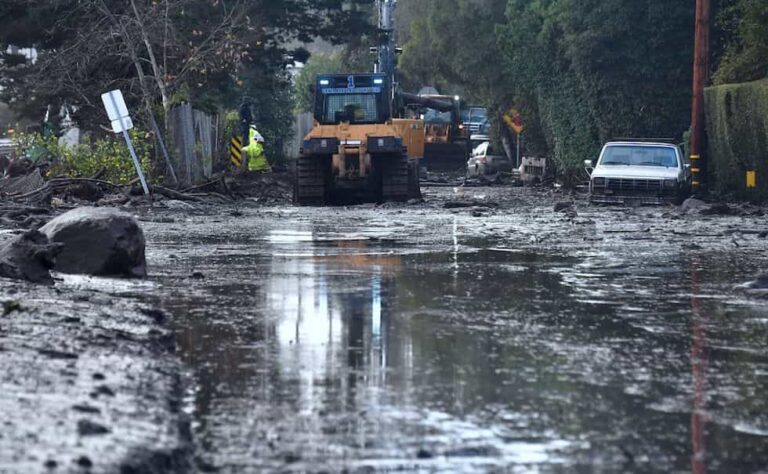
[469, 108, 487, 122]
[424, 108, 451, 123]
[601, 146, 678, 167]
[324, 94, 379, 123]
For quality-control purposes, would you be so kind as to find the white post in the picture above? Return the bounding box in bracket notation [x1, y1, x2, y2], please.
[122, 129, 150, 195]
[516, 132, 521, 169]
[108, 93, 150, 195]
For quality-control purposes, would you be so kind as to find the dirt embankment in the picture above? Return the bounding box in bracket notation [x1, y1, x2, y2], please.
[0, 276, 192, 473]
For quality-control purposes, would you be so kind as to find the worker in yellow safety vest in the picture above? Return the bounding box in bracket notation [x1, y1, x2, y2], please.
[244, 126, 271, 173]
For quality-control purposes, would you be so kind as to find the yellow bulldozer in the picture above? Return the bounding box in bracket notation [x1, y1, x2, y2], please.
[295, 74, 424, 205]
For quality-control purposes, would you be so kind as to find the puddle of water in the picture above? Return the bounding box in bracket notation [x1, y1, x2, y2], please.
[141, 209, 768, 472]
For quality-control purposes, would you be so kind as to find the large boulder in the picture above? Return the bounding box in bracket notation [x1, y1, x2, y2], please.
[0, 230, 62, 284]
[40, 208, 147, 277]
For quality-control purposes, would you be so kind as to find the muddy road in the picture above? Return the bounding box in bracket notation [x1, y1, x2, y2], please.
[132, 186, 768, 472]
[4, 185, 768, 473]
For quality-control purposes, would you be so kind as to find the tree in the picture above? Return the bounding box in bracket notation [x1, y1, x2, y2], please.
[294, 54, 344, 114]
[496, 0, 696, 179]
[714, 0, 768, 84]
[0, 0, 375, 131]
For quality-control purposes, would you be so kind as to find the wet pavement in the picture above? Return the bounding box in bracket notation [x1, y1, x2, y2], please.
[136, 187, 768, 472]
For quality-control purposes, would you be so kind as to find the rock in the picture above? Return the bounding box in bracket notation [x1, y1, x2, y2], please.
[554, 201, 573, 212]
[40, 207, 147, 278]
[0, 230, 62, 284]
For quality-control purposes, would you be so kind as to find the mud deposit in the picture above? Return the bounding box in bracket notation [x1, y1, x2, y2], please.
[3, 186, 768, 473]
[0, 274, 191, 473]
[137, 187, 768, 472]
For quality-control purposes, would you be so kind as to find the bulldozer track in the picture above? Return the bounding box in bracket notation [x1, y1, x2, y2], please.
[380, 153, 409, 202]
[295, 155, 331, 206]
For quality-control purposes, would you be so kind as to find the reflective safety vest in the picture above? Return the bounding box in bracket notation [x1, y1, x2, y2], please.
[244, 128, 271, 172]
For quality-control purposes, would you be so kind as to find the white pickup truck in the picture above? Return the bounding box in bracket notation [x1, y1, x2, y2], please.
[586, 141, 692, 205]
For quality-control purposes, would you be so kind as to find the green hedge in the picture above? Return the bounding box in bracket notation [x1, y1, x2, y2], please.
[705, 79, 768, 200]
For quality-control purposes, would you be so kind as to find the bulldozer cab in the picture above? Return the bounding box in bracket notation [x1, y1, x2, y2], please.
[314, 74, 392, 125]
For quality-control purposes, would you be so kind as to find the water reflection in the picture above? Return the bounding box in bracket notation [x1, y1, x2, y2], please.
[690, 256, 708, 474]
[153, 220, 768, 472]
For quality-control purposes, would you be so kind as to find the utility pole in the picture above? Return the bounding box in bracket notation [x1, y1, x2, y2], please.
[690, 0, 710, 194]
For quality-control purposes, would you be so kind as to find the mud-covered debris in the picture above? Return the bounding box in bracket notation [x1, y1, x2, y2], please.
[736, 274, 768, 297]
[77, 419, 111, 436]
[90, 385, 116, 398]
[416, 449, 434, 459]
[72, 404, 101, 414]
[701, 202, 735, 216]
[41, 207, 147, 278]
[0, 168, 45, 195]
[2, 300, 22, 316]
[139, 307, 170, 325]
[57, 181, 105, 203]
[681, 197, 708, 211]
[0, 230, 62, 284]
[444, 200, 499, 209]
[554, 201, 574, 212]
[162, 199, 198, 210]
[37, 349, 79, 359]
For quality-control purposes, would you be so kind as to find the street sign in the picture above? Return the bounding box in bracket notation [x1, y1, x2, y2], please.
[110, 116, 133, 134]
[101, 90, 131, 128]
[504, 108, 524, 134]
[100, 89, 149, 195]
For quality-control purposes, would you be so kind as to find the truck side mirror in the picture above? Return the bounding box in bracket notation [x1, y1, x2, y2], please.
[584, 159, 594, 169]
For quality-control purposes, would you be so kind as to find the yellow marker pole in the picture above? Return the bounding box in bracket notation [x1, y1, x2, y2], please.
[690, 154, 701, 191]
[230, 136, 243, 169]
[747, 170, 757, 189]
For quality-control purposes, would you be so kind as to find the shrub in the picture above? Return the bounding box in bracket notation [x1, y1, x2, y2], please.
[705, 79, 768, 200]
[13, 131, 153, 185]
